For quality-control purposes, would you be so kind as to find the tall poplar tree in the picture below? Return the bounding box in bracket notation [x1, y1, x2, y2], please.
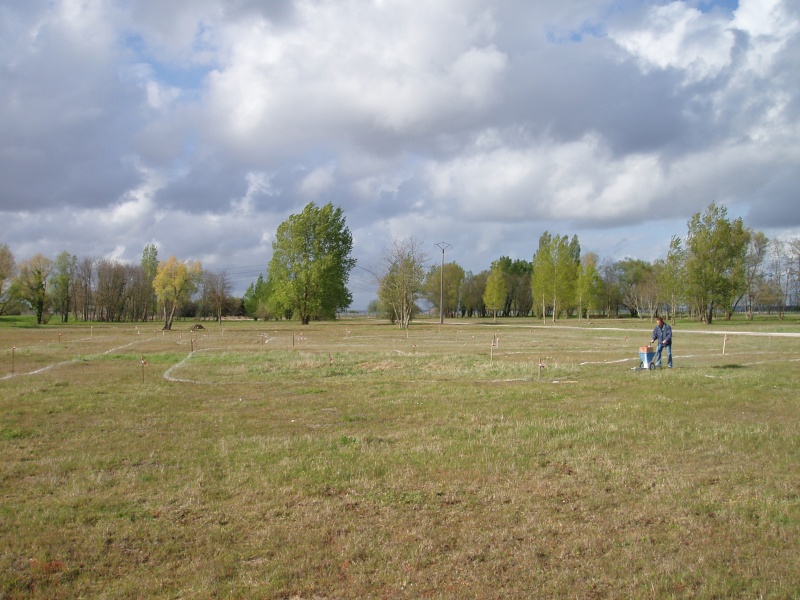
[483, 262, 507, 322]
[531, 232, 580, 322]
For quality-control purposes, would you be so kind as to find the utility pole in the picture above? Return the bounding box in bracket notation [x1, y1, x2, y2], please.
[435, 242, 451, 324]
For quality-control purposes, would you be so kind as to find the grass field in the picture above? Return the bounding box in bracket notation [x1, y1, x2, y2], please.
[1, 315, 799, 598]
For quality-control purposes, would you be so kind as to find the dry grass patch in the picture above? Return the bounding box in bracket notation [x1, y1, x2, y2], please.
[1, 317, 799, 597]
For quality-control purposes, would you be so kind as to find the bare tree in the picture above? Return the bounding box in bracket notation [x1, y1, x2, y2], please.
[74, 257, 95, 321]
[204, 270, 232, 323]
[373, 237, 428, 329]
[95, 258, 129, 322]
[0, 243, 18, 316]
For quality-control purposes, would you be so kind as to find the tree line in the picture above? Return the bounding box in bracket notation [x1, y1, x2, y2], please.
[0, 202, 354, 328]
[369, 202, 800, 328]
[3, 201, 798, 328]
[0, 243, 235, 329]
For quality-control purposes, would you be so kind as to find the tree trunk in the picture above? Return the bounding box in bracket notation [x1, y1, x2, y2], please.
[163, 304, 177, 330]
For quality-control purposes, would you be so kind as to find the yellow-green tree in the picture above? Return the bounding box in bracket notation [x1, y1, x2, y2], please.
[531, 232, 580, 322]
[576, 252, 603, 320]
[483, 262, 507, 322]
[152, 256, 202, 330]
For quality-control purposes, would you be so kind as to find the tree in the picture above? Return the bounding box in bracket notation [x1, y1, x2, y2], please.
[268, 202, 356, 325]
[74, 257, 94, 321]
[243, 273, 273, 320]
[600, 257, 624, 317]
[375, 237, 428, 329]
[423, 262, 465, 319]
[531, 232, 580, 322]
[0, 243, 19, 316]
[204, 270, 232, 323]
[576, 252, 603, 320]
[684, 202, 749, 324]
[658, 236, 686, 321]
[141, 244, 159, 321]
[494, 256, 532, 316]
[739, 231, 769, 319]
[50, 251, 77, 323]
[95, 259, 129, 322]
[15, 254, 54, 324]
[153, 256, 202, 330]
[459, 271, 488, 318]
[483, 262, 507, 322]
[616, 258, 656, 319]
[766, 238, 790, 319]
[789, 237, 800, 309]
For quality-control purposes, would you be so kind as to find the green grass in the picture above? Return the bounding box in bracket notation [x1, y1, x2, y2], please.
[1, 316, 799, 598]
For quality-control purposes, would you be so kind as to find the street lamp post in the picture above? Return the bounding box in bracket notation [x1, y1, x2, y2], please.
[435, 242, 451, 324]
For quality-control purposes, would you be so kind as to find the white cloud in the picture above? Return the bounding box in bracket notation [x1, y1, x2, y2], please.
[609, 2, 735, 82]
[424, 133, 666, 224]
[298, 165, 336, 198]
[204, 0, 506, 151]
[2, 0, 800, 308]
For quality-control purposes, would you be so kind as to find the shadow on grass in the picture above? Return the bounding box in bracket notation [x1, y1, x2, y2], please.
[713, 364, 746, 369]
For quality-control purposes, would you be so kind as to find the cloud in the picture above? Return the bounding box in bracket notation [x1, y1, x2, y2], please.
[1, 0, 799, 309]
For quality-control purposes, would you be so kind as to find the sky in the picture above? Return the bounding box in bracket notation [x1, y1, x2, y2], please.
[2, 0, 799, 309]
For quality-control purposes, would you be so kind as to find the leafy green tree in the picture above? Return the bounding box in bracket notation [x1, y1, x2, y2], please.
[50, 251, 77, 323]
[600, 257, 624, 317]
[423, 262, 465, 319]
[494, 256, 532, 316]
[576, 252, 603, 320]
[684, 202, 749, 324]
[531, 232, 555, 320]
[483, 262, 507, 322]
[0, 243, 19, 316]
[153, 256, 202, 330]
[376, 237, 428, 329]
[459, 270, 488, 317]
[243, 273, 273, 320]
[531, 232, 580, 321]
[268, 202, 356, 325]
[658, 236, 686, 321]
[15, 254, 54, 324]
